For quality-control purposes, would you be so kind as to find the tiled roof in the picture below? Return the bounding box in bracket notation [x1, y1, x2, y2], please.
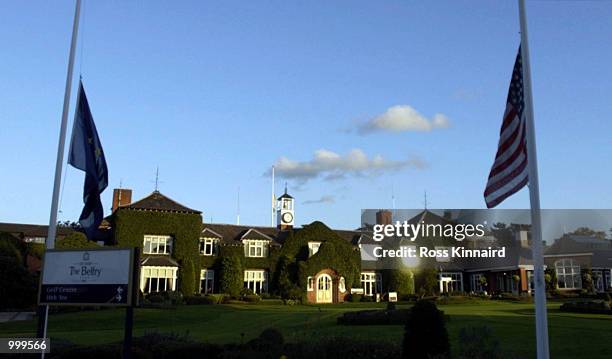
[121, 191, 201, 214]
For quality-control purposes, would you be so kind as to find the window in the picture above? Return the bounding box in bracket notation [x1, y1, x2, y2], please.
[361, 272, 382, 296]
[439, 272, 463, 293]
[244, 270, 268, 293]
[307, 276, 314, 291]
[471, 273, 485, 293]
[143, 235, 173, 255]
[200, 269, 214, 294]
[281, 199, 292, 210]
[339, 277, 346, 293]
[141, 266, 177, 293]
[244, 240, 269, 258]
[555, 259, 581, 289]
[308, 242, 321, 257]
[527, 270, 534, 293]
[199, 238, 219, 256]
[605, 269, 612, 291]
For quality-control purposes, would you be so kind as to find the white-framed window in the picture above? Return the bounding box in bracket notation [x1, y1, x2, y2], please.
[361, 272, 382, 296]
[308, 242, 321, 257]
[200, 269, 214, 294]
[555, 258, 582, 289]
[244, 240, 269, 258]
[605, 269, 612, 291]
[244, 270, 268, 293]
[307, 276, 314, 291]
[281, 199, 292, 210]
[141, 266, 177, 293]
[199, 238, 219, 256]
[439, 272, 463, 293]
[471, 273, 485, 293]
[339, 276, 346, 293]
[143, 235, 173, 255]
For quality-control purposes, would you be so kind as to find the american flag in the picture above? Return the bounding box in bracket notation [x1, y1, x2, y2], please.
[484, 46, 528, 208]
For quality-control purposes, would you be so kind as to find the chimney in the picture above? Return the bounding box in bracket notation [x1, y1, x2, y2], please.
[376, 210, 392, 225]
[517, 230, 530, 248]
[112, 188, 132, 212]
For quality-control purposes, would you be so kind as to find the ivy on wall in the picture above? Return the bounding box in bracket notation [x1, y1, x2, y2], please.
[113, 209, 202, 296]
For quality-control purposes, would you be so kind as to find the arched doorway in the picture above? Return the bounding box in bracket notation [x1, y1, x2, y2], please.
[316, 274, 332, 303]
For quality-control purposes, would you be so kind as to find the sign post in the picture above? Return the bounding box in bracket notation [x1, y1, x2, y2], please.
[123, 249, 139, 359]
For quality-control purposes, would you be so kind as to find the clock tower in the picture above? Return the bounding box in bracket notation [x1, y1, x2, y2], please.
[277, 185, 294, 230]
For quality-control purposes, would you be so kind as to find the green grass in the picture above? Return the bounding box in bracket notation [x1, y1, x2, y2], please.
[0, 300, 610, 358]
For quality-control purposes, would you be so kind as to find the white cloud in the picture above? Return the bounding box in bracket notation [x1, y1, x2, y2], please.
[357, 105, 450, 134]
[303, 195, 336, 205]
[271, 148, 426, 182]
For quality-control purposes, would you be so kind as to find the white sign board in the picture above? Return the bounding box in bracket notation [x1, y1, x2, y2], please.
[39, 248, 135, 306]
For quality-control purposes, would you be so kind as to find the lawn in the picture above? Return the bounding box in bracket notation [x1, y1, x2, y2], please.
[0, 300, 610, 358]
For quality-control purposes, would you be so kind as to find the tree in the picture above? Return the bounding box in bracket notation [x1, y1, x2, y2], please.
[56, 232, 99, 249]
[386, 267, 415, 297]
[415, 268, 438, 296]
[220, 254, 243, 297]
[402, 300, 449, 359]
[0, 253, 37, 310]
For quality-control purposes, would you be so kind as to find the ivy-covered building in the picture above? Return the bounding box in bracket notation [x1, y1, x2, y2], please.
[104, 187, 367, 303]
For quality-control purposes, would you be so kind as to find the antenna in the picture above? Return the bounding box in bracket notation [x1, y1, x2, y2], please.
[392, 184, 396, 210]
[236, 186, 240, 225]
[154, 166, 160, 191]
[284, 182, 288, 194]
[424, 190, 428, 210]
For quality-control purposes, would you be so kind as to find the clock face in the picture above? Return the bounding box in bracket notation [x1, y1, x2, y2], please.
[282, 212, 294, 223]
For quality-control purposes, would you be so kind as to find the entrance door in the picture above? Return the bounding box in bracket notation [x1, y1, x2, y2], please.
[316, 274, 332, 303]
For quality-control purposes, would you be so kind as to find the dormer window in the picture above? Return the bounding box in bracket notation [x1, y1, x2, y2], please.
[143, 235, 173, 255]
[308, 242, 321, 257]
[244, 240, 269, 258]
[199, 238, 219, 256]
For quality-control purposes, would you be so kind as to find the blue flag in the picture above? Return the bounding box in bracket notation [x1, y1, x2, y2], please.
[68, 81, 108, 240]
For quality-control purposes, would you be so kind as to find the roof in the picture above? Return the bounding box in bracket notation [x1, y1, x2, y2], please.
[201, 228, 223, 239]
[201, 222, 362, 247]
[121, 191, 201, 214]
[545, 234, 612, 256]
[0, 222, 73, 239]
[141, 256, 179, 267]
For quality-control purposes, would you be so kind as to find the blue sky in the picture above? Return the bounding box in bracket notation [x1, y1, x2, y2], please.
[1, 0, 611, 230]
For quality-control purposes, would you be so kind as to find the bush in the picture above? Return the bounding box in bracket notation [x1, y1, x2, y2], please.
[0, 255, 38, 310]
[458, 326, 502, 359]
[247, 328, 284, 353]
[338, 309, 411, 325]
[360, 295, 373, 302]
[349, 293, 363, 302]
[402, 300, 449, 359]
[56, 232, 99, 249]
[560, 300, 612, 314]
[242, 294, 261, 303]
[185, 295, 216, 305]
[415, 268, 438, 296]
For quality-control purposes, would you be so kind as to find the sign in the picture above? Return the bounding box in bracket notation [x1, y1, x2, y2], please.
[388, 292, 398, 302]
[39, 248, 135, 306]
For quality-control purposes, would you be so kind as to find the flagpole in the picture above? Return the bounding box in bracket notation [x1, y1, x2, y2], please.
[38, 0, 82, 353]
[271, 165, 275, 226]
[518, 1, 550, 358]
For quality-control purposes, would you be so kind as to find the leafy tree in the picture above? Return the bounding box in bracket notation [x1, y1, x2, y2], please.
[386, 266, 415, 296]
[571, 227, 606, 240]
[415, 268, 438, 296]
[402, 300, 449, 359]
[220, 254, 243, 297]
[56, 232, 99, 249]
[0, 253, 37, 310]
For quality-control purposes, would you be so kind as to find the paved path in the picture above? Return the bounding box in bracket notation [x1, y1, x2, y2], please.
[0, 312, 35, 323]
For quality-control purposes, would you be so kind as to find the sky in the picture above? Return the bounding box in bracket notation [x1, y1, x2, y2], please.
[1, 0, 611, 230]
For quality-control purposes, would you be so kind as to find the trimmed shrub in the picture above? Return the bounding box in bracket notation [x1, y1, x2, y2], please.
[415, 268, 438, 296]
[185, 295, 216, 305]
[180, 260, 196, 296]
[220, 254, 243, 297]
[242, 294, 261, 303]
[402, 300, 449, 359]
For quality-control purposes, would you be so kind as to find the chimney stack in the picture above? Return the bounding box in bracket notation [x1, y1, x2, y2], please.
[376, 210, 392, 225]
[112, 188, 132, 212]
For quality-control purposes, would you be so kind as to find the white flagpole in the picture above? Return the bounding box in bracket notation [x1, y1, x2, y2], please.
[40, 0, 82, 355]
[271, 165, 275, 226]
[518, 1, 550, 358]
